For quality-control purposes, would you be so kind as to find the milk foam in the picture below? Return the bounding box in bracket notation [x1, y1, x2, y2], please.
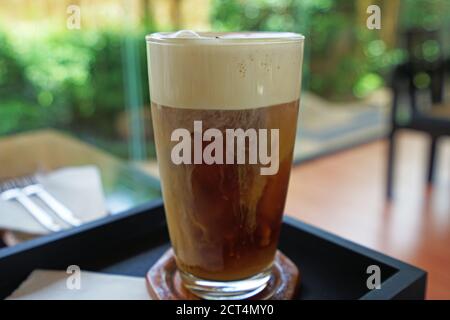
[146, 31, 304, 110]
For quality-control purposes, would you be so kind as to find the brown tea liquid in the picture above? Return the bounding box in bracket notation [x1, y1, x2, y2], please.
[151, 100, 299, 281]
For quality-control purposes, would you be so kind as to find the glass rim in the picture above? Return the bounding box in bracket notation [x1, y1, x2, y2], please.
[146, 31, 305, 45]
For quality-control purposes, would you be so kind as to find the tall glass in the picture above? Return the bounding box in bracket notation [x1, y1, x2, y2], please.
[146, 31, 304, 299]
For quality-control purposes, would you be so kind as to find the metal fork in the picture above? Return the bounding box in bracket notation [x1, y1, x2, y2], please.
[19, 176, 82, 227]
[0, 180, 62, 232]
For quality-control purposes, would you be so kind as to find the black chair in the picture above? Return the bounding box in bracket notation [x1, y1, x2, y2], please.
[387, 29, 450, 199]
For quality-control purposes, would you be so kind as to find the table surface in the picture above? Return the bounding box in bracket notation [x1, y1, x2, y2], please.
[0, 129, 161, 215]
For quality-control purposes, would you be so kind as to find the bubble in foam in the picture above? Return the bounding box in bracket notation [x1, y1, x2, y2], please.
[170, 30, 202, 39]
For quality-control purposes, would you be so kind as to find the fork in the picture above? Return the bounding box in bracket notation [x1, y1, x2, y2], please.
[0, 180, 62, 232]
[18, 176, 82, 227]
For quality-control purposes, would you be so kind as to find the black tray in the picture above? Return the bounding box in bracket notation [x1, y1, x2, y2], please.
[0, 200, 426, 300]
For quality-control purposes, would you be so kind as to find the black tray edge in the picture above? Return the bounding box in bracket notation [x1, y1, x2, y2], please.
[283, 216, 427, 300]
[0, 201, 427, 300]
[0, 199, 165, 261]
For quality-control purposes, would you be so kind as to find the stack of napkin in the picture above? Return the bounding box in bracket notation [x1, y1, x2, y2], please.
[7, 269, 150, 300]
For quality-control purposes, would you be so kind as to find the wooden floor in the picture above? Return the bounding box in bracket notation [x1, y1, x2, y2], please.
[285, 130, 450, 299]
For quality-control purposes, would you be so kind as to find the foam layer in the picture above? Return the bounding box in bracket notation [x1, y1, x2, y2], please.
[146, 31, 304, 110]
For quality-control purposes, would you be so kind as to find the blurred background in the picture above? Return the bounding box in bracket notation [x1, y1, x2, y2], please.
[0, 0, 448, 162]
[0, 0, 449, 299]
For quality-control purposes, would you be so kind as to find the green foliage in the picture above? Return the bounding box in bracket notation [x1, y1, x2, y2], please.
[211, 0, 304, 32]
[0, 28, 151, 148]
[401, 0, 450, 30]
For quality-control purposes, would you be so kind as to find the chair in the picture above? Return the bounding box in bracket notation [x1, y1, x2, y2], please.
[386, 29, 450, 199]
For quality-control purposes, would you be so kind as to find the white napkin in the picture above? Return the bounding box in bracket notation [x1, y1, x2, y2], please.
[7, 269, 150, 300]
[0, 166, 107, 235]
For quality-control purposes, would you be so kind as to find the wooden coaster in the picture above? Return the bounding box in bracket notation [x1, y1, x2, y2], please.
[146, 249, 300, 300]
